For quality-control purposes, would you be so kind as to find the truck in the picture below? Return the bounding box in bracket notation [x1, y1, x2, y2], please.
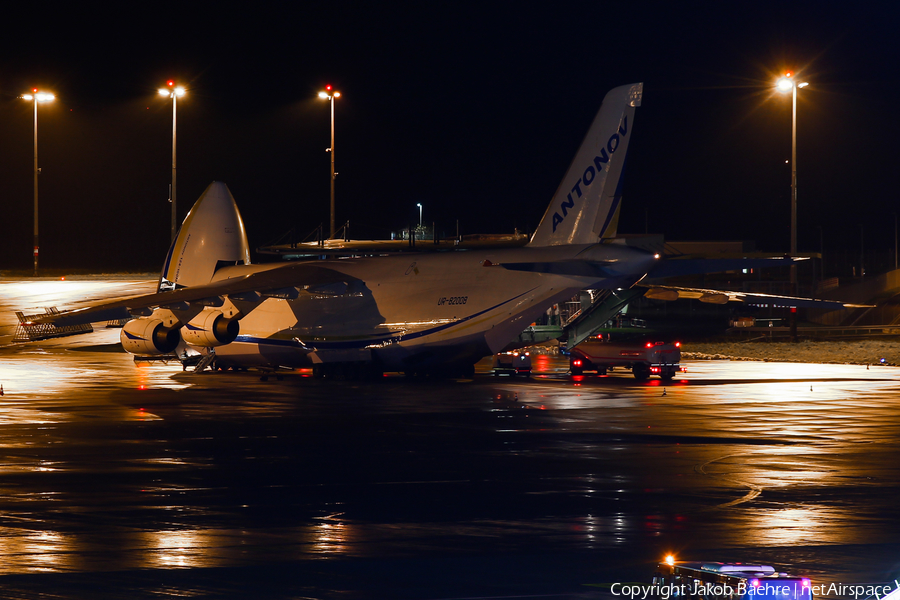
[568, 336, 681, 380]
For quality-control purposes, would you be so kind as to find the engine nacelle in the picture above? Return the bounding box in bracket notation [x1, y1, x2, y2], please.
[181, 310, 240, 347]
[121, 318, 181, 355]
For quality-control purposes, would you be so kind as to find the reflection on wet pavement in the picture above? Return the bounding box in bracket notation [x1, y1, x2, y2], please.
[0, 355, 895, 574]
[0, 279, 899, 596]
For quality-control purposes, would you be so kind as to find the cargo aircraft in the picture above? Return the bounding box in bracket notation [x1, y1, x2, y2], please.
[34, 83, 850, 376]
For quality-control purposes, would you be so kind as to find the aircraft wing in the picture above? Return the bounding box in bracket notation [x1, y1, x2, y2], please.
[31, 263, 354, 327]
[646, 256, 802, 279]
[639, 283, 870, 309]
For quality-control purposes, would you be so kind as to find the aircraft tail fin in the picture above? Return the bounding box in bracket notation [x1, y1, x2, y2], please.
[529, 83, 642, 247]
[157, 181, 251, 292]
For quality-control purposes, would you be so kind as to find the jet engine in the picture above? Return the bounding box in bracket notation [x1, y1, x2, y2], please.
[181, 310, 240, 347]
[120, 317, 181, 355]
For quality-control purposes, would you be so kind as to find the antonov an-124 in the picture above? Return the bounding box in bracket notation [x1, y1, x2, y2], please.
[35, 83, 855, 376]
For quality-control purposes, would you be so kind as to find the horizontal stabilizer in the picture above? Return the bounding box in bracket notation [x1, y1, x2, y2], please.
[499, 261, 615, 278]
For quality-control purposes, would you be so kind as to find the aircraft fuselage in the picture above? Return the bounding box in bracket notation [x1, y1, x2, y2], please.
[212, 243, 655, 371]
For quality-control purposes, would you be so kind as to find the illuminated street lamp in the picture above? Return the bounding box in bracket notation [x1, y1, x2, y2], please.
[417, 203, 423, 228]
[318, 85, 341, 238]
[21, 89, 55, 275]
[158, 81, 187, 243]
[775, 73, 809, 279]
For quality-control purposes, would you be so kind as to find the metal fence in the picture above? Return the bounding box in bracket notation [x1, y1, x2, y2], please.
[13, 307, 93, 342]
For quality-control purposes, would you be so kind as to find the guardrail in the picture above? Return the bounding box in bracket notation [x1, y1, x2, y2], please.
[13, 307, 93, 342]
[728, 325, 900, 339]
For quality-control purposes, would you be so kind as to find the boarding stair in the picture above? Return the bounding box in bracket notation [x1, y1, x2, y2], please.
[193, 350, 216, 373]
[562, 288, 647, 347]
[509, 287, 647, 349]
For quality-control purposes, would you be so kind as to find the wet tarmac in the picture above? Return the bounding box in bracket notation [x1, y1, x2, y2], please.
[1, 278, 900, 599]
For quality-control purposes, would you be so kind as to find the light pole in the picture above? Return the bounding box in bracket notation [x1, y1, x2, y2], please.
[776, 73, 808, 285]
[417, 203, 423, 228]
[159, 81, 186, 243]
[22, 89, 55, 275]
[318, 85, 341, 238]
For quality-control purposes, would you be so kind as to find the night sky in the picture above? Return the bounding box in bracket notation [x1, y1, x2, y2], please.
[1, 2, 896, 273]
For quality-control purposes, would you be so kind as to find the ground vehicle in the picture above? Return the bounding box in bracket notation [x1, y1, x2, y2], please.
[653, 556, 813, 600]
[651, 558, 813, 600]
[569, 337, 680, 379]
[492, 351, 532, 376]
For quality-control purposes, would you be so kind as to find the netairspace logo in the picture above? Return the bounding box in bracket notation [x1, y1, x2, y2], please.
[813, 581, 900, 599]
